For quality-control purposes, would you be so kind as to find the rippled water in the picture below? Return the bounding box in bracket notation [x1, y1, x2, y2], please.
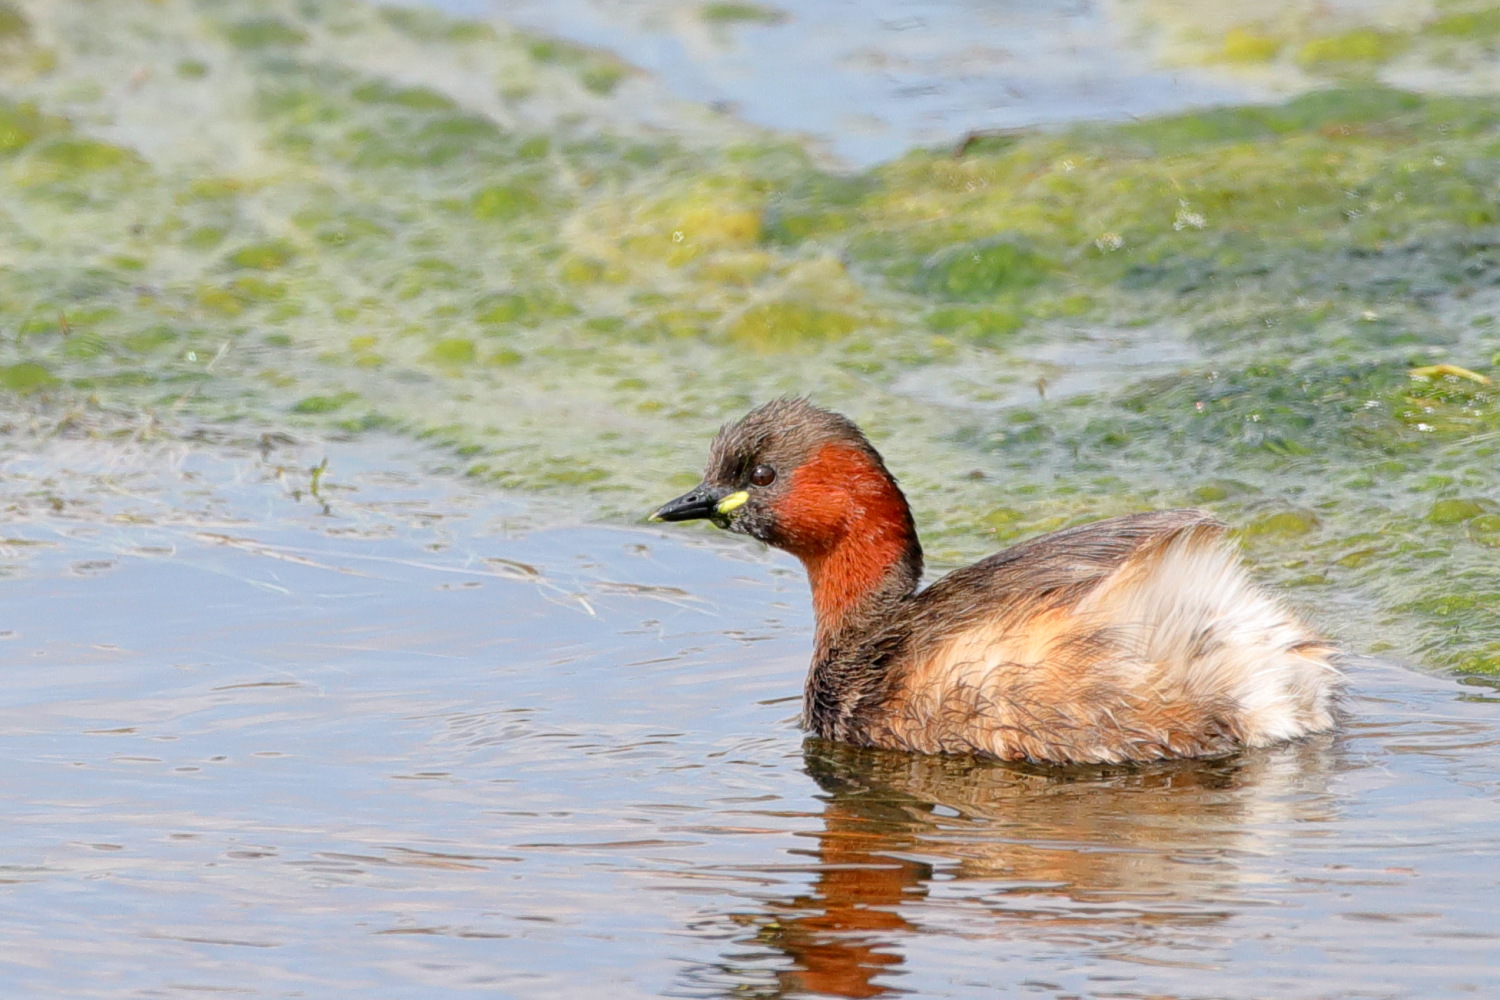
[2, 437, 1497, 998]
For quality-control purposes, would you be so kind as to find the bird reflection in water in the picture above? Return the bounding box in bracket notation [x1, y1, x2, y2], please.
[709, 737, 1339, 998]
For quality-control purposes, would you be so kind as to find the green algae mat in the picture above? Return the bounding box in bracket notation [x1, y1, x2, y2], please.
[2, 0, 1498, 672]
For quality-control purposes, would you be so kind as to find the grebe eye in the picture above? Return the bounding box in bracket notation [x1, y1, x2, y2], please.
[749, 464, 776, 487]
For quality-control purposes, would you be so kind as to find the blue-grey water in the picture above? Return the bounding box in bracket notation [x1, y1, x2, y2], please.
[398, 0, 1255, 166]
[2, 435, 1498, 998]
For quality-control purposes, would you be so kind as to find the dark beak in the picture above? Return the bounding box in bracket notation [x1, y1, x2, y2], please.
[650, 484, 728, 523]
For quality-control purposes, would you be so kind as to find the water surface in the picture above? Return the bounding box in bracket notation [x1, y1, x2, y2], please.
[439, 0, 1256, 166]
[2, 437, 1497, 998]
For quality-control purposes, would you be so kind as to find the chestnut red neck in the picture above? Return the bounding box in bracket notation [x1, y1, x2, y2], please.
[772, 442, 923, 634]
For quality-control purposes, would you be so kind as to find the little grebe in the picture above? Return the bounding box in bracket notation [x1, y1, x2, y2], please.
[651, 398, 1340, 764]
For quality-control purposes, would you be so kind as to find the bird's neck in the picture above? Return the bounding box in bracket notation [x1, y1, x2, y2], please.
[800, 519, 920, 739]
[804, 527, 921, 642]
[767, 441, 925, 739]
[775, 443, 923, 632]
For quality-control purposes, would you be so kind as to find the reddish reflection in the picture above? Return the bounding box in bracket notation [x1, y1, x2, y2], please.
[740, 737, 1337, 998]
[767, 797, 927, 997]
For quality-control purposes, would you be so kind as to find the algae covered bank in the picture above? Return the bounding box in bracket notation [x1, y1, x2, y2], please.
[2, 0, 1498, 676]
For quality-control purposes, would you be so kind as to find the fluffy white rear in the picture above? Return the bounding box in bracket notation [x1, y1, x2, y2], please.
[1075, 526, 1340, 747]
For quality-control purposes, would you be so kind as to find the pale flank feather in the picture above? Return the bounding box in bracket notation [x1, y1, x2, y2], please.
[880, 520, 1339, 763]
[1073, 523, 1340, 747]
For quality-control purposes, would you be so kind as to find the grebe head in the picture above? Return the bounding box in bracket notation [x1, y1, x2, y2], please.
[651, 398, 918, 574]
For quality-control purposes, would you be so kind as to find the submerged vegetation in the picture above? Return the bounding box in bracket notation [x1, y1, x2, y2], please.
[0, 0, 1497, 672]
[1129, 0, 1500, 87]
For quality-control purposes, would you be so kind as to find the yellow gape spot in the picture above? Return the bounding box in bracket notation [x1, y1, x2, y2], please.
[715, 491, 749, 514]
